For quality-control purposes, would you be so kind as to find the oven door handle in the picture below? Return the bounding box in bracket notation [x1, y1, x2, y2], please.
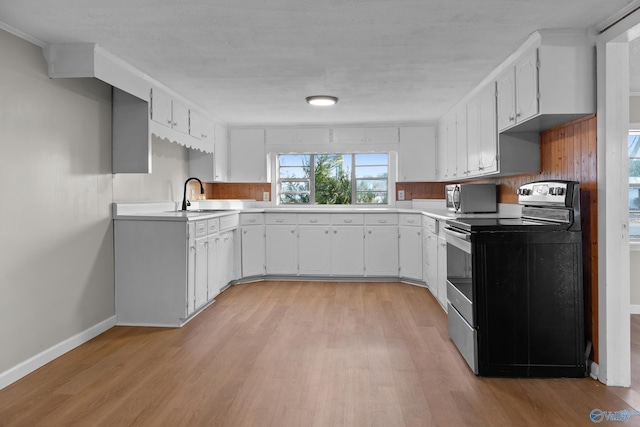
[443, 226, 471, 242]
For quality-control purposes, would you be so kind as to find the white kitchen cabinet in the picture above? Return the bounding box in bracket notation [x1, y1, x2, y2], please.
[399, 225, 422, 281]
[207, 233, 222, 299]
[437, 235, 448, 310]
[330, 226, 365, 276]
[229, 128, 266, 182]
[265, 216, 298, 275]
[194, 235, 209, 310]
[241, 215, 266, 278]
[214, 125, 229, 181]
[220, 230, 236, 290]
[497, 48, 538, 132]
[365, 127, 399, 144]
[189, 110, 214, 143]
[364, 215, 399, 276]
[422, 215, 438, 297]
[456, 105, 468, 178]
[150, 88, 189, 135]
[398, 126, 437, 181]
[266, 128, 330, 145]
[437, 119, 448, 181]
[188, 123, 228, 181]
[298, 225, 332, 275]
[466, 83, 498, 176]
[438, 110, 457, 181]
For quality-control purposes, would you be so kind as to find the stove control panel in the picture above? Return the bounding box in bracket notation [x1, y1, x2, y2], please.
[517, 181, 577, 207]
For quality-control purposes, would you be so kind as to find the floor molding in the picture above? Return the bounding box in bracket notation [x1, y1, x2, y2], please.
[0, 316, 116, 390]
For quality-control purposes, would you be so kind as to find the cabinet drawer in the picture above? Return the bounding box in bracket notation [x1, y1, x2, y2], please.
[195, 220, 208, 238]
[240, 213, 265, 225]
[364, 213, 398, 225]
[422, 215, 438, 234]
[266, 213, 297, 225]
[399, 213, 421, 227]
[220, 213, 239, 230]
[207, 218, 220, 234]
[330, 213, 364, 225]
[298, 213, 330, 225]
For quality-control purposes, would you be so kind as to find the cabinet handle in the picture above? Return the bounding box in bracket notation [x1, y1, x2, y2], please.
[167, 119, 172, 125]
[310, 219, 318, 223]
[276, 219, 284, 223]
[173, 121, 178, 126]
[368, 230, 372, 234]
[325, 230, 329, 234]
[344, 219, 352, 223]
[508, 115, 515, 122]
[334, 230, 338, 234]
[290, 229, 295, 233]
[378, 219, 387, 223]
[243, 230, 247, 234]
[248, 218, 256, 223]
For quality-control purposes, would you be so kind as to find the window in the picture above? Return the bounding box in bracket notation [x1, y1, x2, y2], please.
[630, 131, 640, 238]
[278, 153, 389, 205]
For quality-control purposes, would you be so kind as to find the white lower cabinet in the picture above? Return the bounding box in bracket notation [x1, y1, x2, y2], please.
[114, 214, 238, 327]
[423, 231, 438, 294]
[265, 224, 298, 275]
[298, 226, 331, 275]
[330, 226, 365, 276]
[364, 226, 399, 276]
[241, 225, 265, 277]
[399, 226, 422, 281]
[437, 235, 448, 310]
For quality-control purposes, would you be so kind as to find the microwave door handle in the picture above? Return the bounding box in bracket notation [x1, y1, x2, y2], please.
[453, 186, 461, 211]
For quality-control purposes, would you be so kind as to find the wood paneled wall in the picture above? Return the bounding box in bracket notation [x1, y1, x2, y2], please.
[201, 182, 272, 201]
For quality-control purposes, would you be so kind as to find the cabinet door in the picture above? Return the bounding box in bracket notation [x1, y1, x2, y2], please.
[265, 225, 298, 275]
[437, 119, 448, 180]
[437, 236, 448, 309]
[241, 225, 265, 277]
[219, 231, 236, 287]
[207, 234, 221, 299]
[194, 236, 208, 309]
[466, 93, 482, 176]
[364, 226, 398, 276]
[331, 226, 364, 276]
[150, 88, 173, 128]
[229, 129, 266, 181]
[187, 232, 196, 316]
[424, 231, 438, 295]
[496, 68, 516, 132]
[298, 226, 331, 275]
[171, 100, 189, 135]
[515, 48, 539, 124]
[445, 112, 458, 179]
[214, 125, 228, 181]
[365, 127, 398, 144]
[399, 226, 422, 280]
[478, 83, 498, 174]
[398, 126, 436, 181]
[456, 106, 468, 177]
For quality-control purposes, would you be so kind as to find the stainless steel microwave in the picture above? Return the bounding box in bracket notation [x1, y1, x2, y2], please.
[445, 183, 497, 213]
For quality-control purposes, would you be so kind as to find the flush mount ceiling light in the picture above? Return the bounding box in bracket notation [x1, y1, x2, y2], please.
[306, 95, 338, 106]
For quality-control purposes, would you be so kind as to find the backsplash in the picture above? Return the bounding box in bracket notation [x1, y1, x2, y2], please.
[395, 182, 446, 200]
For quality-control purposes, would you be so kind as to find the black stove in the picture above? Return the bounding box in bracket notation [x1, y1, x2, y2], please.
[444, 180, 586, 378]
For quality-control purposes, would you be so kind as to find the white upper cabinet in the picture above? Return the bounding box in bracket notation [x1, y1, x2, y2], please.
[365, 127, 399, 144]
[467, 83, 498, 176]
[266, 128, 330, 145]
[455, 106, 468, 178]
[398, 126, 436, 181]
[497, 48, 538, 132]
[229, 129, 266, 182]
[332, 127, 365, 144]
[151, 88, 189, 135]
[171, 99, 190, 135]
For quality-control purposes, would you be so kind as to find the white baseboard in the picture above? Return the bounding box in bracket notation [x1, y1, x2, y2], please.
[631, 305, 640, 314]
[0, 315, 116, 390]
[590, 360, 600, 380]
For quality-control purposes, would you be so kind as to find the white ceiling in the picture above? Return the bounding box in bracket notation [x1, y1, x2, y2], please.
[0, 0, 634, 125]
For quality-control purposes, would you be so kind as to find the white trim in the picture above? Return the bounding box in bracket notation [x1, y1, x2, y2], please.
[631, 305, 640, 314]
[0, 316, 116, 391]
[590, 361, 600, 380]
[630, 241, 640, 251]
[0, 20, 45, 47]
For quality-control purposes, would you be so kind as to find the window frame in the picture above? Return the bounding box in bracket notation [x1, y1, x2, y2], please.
[277, 152, 390, 206]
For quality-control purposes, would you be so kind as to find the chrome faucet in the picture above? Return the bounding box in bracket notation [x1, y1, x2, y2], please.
[181, 177, 205, 211]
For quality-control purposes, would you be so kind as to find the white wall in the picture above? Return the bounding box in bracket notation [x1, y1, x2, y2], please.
[0, 28, 190, 381]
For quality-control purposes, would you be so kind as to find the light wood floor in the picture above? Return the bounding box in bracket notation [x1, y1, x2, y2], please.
[1, 281, 639, 426]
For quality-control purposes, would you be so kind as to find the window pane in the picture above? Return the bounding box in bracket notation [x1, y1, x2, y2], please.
[356, 191, 388, 204]
[280, 181, 309, 192]
[355, 165, 388, 178]
[356, 179, 387, 191]
[355, 153, 388, 166]
[279, 154, 309, 167]
[280, 166, 309, 179]
[280, 193, 310, 204]
[314, 154, 352, 205]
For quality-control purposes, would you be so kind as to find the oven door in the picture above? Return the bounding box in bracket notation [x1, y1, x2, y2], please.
[443, 226, 478, 373]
